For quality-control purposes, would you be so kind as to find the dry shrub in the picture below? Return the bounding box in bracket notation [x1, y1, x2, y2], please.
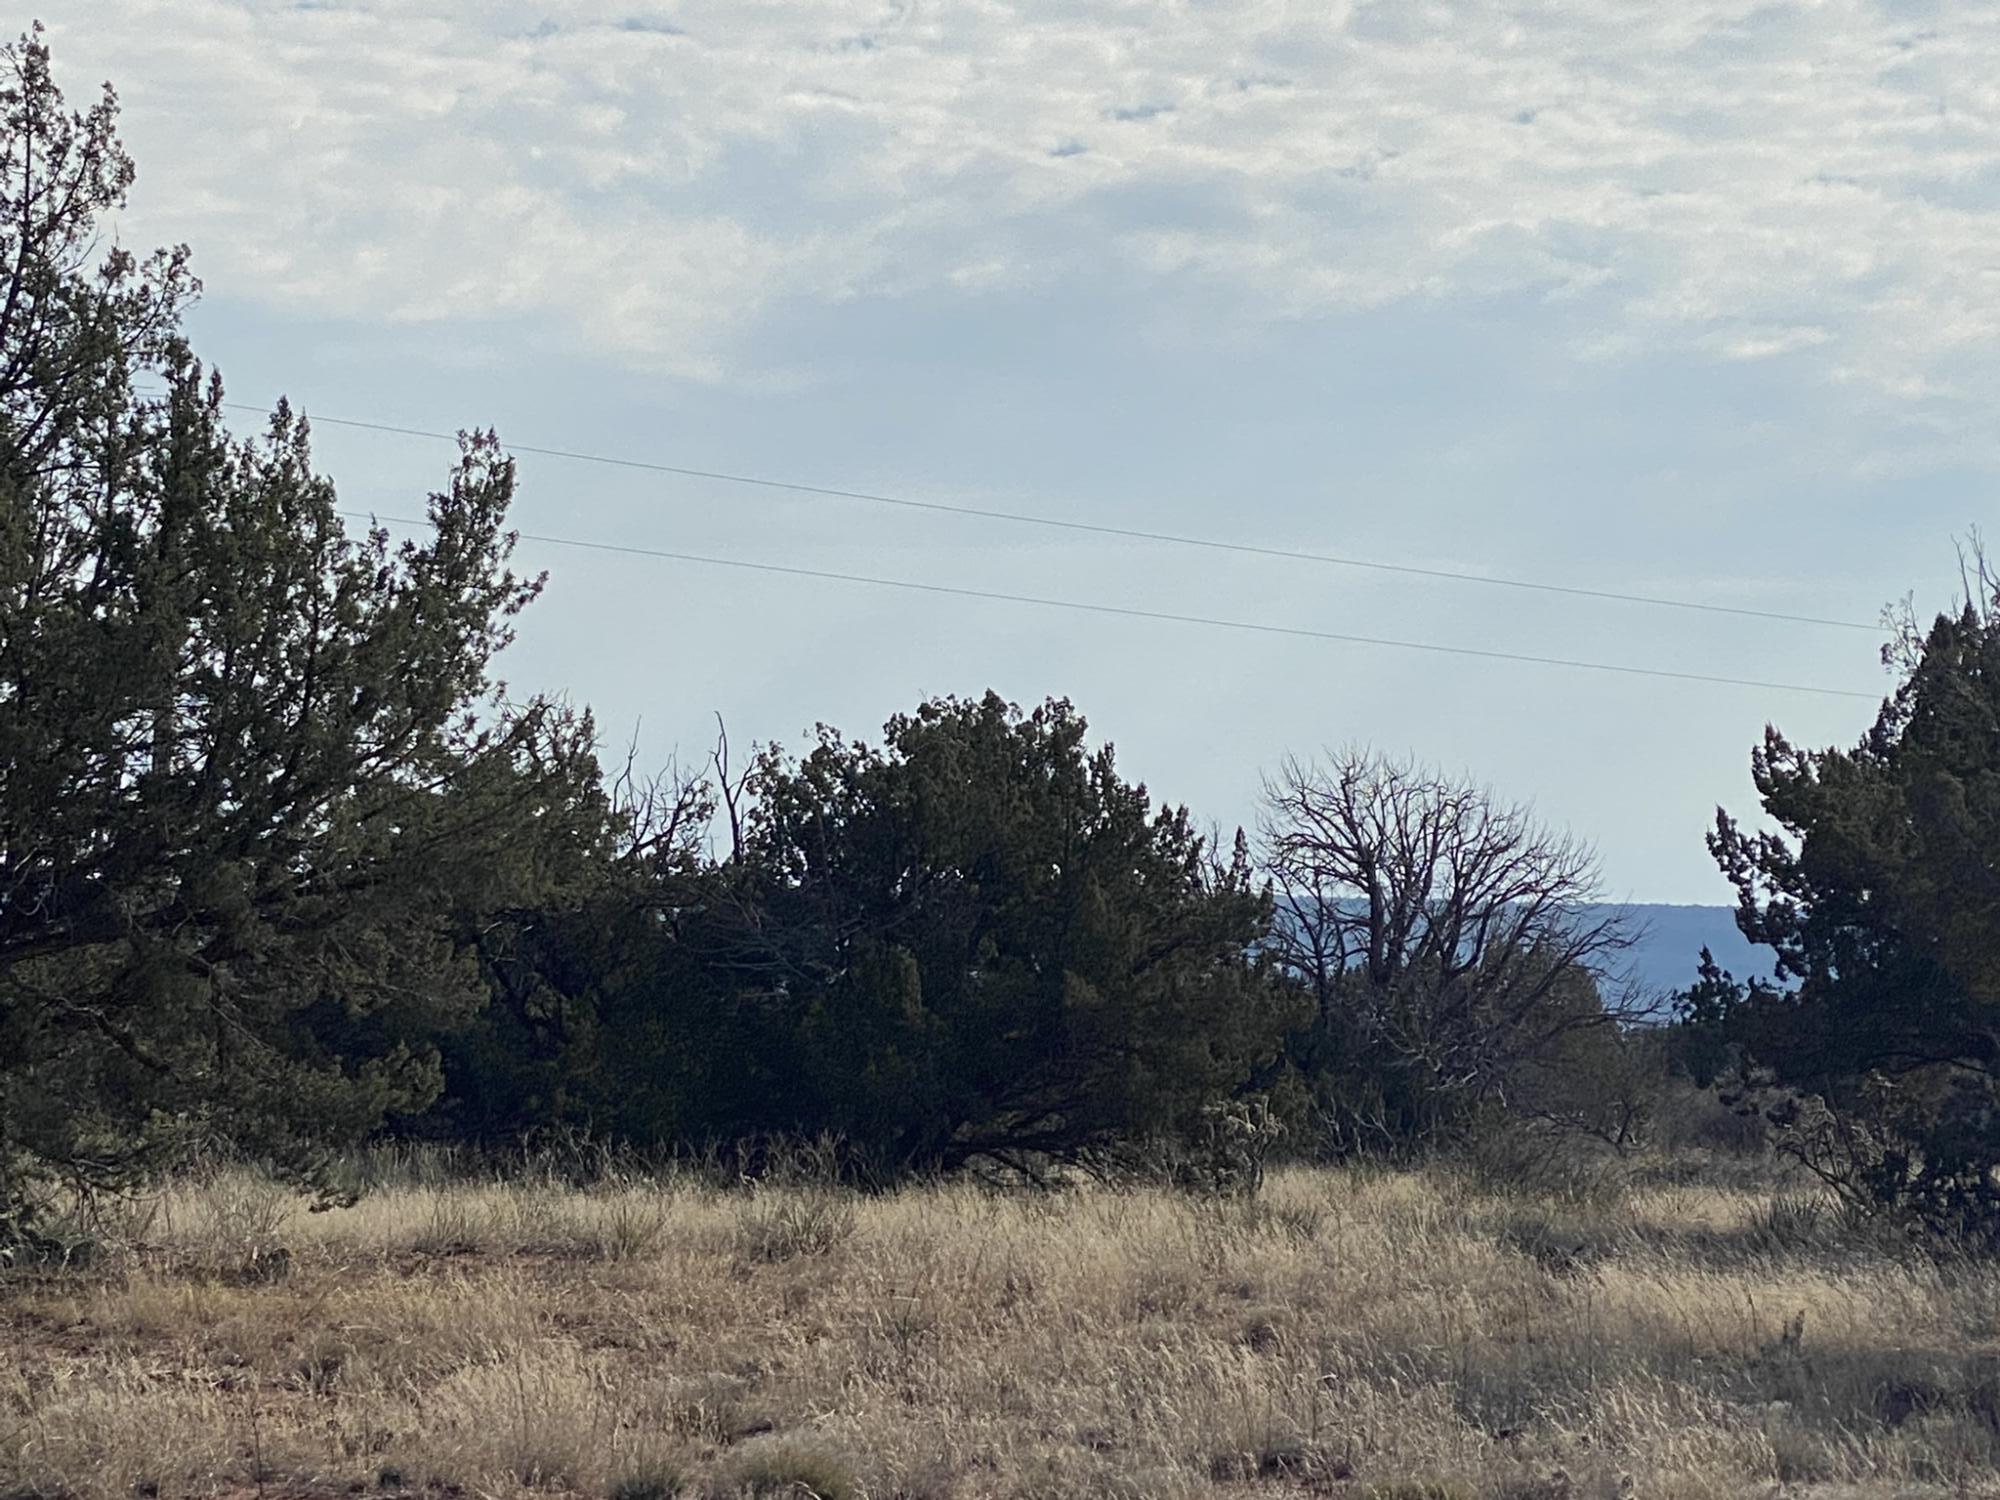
[166, 1169, 291, 1274]
[592, 1187, 675, 1261]
[739, 1186, 855, 1263]
[0, 1367, 248, 1497]
[609, 1454, 693, 1500]
[422, 1343, 622, 1488]
[711, 1432, 861, 1499]
[1751, 1191, 1834, 1253]
[410, 1188, 492, 1256]
[1363, 1480, 1475, 1500]
[1457, 1119, 1630, 1208]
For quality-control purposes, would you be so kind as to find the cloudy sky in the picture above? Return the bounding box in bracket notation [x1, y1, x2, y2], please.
[50, 0, 1996, 901]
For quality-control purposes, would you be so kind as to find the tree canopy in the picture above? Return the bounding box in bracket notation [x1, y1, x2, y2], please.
[1261, 749, 1636, 1151]
[1702, 553, 2000, 1235]
[0, 25, 610, 1215]
[443, 693, 1300, 1179]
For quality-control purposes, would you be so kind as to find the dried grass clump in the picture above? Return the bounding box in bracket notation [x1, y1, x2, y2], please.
[609, 1456, 691, 1500]
[738, 1184, 856, 1263]
[711, 1432, 861, 1499]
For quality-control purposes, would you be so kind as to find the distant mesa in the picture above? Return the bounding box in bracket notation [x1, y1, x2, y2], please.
[1287, 902, 1772, 1016]
[1602, 903, 1777, 1010]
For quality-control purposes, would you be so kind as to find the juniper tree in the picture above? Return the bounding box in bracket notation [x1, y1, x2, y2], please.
[1703, 546, 2000, 1238]
[0, 26, 612, 1220]
[724, 692, 1295, 1174]
[513, 693, 1296, 1177]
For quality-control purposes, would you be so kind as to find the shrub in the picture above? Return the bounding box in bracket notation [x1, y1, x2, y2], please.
[713, 1434, 861, 1500]
[610, 1457, 690, 1500]
[739, 1187, 855, 1264]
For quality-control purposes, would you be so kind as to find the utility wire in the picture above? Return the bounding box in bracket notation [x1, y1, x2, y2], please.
[216, 401, 1884, 633]
[337, 507, 1881, 703]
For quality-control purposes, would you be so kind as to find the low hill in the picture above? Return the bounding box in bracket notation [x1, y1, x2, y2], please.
[1602, 902, 1777, 1008]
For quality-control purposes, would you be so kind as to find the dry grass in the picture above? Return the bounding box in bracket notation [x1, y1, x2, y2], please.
[3, 1155, 1998, 1500]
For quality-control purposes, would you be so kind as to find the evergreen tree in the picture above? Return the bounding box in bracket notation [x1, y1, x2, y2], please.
[725, 692, 1295, 1173]
[484, 693, 1298, 1176]
[1705, 549, 2000, 1237]
[0, 26, 611, 1218]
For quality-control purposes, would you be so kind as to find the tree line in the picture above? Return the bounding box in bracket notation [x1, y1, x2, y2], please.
[5, 27, 1997, 1243]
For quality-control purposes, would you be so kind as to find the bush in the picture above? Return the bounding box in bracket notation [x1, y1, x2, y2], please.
[610, 1458, 689, 1500]
[739, 1186, 855, 1263]
[713, 1434, 861, 1500]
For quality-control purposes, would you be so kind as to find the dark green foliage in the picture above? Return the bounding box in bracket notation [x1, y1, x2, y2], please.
[443, 693, 1298, 1177]
[0, 27, 612, 1212]
[1703, 553, 2000, 1239]
[723, 693, 1294, 1171]
[435, 775, 723, 1147]
[1665, 951, 1738, 1089]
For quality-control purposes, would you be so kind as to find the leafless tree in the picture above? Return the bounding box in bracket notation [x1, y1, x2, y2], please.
[710, 712, 753, 864]
[605, 730, 711, 871]
[1259, 747, 1640, 1144]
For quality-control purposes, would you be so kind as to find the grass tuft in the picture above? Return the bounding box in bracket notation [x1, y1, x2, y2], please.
[739, 1186, 855, 1263]
[609, 1456, 690, 1500]
[713, 1433, 861, 1499]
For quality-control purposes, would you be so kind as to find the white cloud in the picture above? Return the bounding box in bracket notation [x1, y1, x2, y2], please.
[1704, 324, 1834, 361]
[44, 0, 2000, 404]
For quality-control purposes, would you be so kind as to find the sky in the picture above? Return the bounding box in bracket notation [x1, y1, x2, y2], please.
[46, 0, 1999, 902]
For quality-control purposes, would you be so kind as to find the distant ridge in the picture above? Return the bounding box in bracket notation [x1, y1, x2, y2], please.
[1600, 903, 1776, 1010]
[1276, 901, 1773, 1016]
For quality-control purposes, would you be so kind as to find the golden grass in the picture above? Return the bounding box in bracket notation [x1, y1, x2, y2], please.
[4, 1159, 1999, 1499]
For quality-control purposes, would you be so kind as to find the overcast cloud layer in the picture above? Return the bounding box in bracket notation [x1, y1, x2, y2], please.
[34, 2, 1995, 903]
[50, 0, 2000, 422]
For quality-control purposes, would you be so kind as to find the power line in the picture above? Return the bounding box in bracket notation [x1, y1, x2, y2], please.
[217, 401, 1884, 634]
[336, 507, 1882, 703]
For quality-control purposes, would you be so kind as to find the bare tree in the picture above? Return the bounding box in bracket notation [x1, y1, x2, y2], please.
[1259, 748, 1638, 1146]
[606, 732, 712, 871]
[709, 712, 752, 864]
